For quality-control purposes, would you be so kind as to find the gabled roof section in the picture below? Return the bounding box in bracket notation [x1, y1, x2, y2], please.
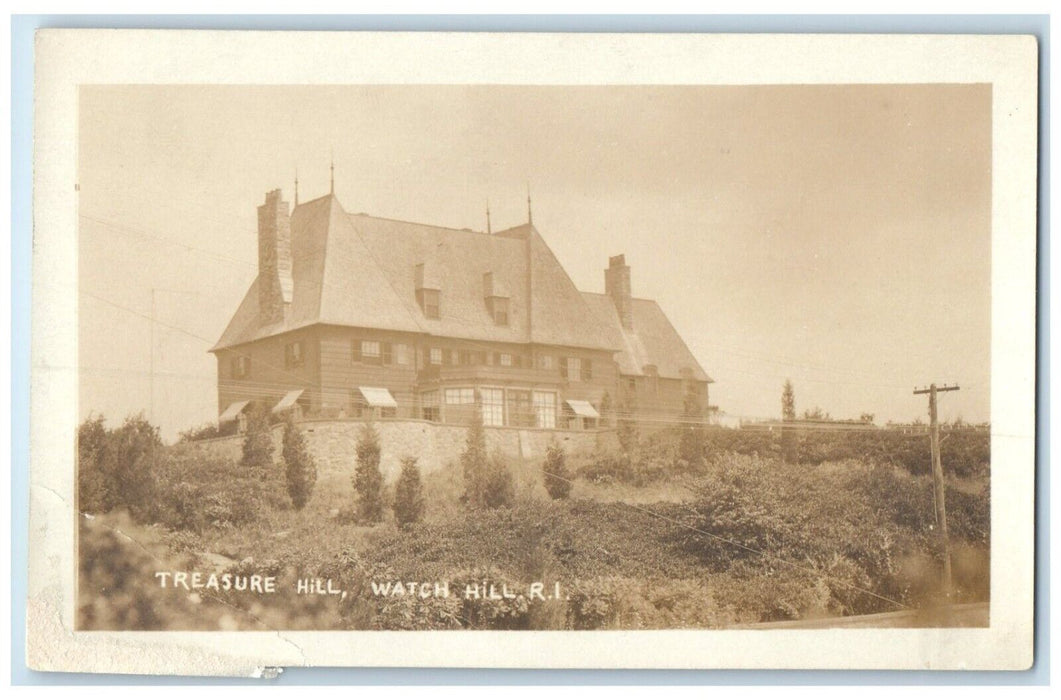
[581, 292, 712, 382]
[214, 193, 636, 354]
[352, 214, 527, 344]
[318, 201, 424, 334]
[526, 228, 618, 350]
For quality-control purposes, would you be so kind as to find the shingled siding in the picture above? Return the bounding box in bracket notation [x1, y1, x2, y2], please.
[189, 419, 615, 482]
[215, 330, 322, 414]
[317, 325, 422, 417]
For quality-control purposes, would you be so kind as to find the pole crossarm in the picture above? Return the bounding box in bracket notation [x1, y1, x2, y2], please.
[912, 381, 960, 598]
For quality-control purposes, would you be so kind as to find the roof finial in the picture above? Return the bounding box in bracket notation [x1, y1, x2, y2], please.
[527, 184, 533, 225]
[486, 200, 492, 234]
[294, 168, 299, 206]
[329, 153, 335, 195]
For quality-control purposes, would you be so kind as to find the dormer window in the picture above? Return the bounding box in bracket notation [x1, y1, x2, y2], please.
[488, 296, 510, 326]
[415, 262, 441, 319]
[418, 289, 440, 320]
[483, 271, 510, 326]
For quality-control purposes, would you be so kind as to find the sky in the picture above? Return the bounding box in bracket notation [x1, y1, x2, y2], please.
[78, 84, 991, 441]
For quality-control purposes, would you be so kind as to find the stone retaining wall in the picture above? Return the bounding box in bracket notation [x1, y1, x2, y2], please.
[187, 419, 616, 481]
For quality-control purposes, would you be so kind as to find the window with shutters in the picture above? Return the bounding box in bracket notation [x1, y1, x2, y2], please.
[232, 355, 250, 379]
[581, 359, 593, 381]
[564, 357, 581, 381]
[285, 341, 304, 369]
[355, 340, 382, 365]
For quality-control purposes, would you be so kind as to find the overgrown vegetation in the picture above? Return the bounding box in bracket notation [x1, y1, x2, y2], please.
[240, 403, 275, 467]
[78, 410, 989, 631]
[542, 442, 573, 500]
[393, 456, 425, 527]
[580, 424, 989, 485]
[458, 410, 516, 509]
[282, 414, 317, 510]
[78, 413, 161, 521]
[178, 420, 237, 443]
[353, 423, 384, 523]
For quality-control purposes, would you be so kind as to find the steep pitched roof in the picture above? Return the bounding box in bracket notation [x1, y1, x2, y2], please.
[212, 194, 619, 352]
[581, 292, 712, 383]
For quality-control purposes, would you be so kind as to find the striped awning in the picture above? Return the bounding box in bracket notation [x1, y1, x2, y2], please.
[565, 399, 600, 419]
[358, 386, 398, 408]
[218, 400, 251, 423]
[272, 389, 305, 413]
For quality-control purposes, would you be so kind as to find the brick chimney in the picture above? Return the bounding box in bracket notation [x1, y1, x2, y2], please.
[605, 254, 633, 330]
[257, 189, 293, 325]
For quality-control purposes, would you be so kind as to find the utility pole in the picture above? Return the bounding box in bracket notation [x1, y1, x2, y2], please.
[913, 382, 960, 597]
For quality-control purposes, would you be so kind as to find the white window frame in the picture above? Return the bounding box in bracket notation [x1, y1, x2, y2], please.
[420, 390, 440, 421]
[480, 386, 505, 427]
[445, 387, 475, 405]
[361, 340, 381, 359]
[533, 390, 557, 429]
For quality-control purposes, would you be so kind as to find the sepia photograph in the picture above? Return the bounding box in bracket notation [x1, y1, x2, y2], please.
[28, 30, 1037, 673]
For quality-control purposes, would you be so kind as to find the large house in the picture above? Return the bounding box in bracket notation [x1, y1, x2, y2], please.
[210, 188, 711, 431]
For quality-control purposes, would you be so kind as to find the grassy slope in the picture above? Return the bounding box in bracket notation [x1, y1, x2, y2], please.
[81, 442, 989, 630]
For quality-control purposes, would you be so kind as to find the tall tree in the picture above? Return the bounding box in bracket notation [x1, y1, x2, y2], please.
[241, 403, 275, 467]
[393, 456, 426, 526]
[781, 380, 796, 422]
[282, 414, 317, 510]
[679, 385, 707, 469]
[542, 442, 573, 500]
[461, 406, 489, 507]
[354, 423, 384, 523]
[483, 452, 516, 509]
[781, 380, 797, 463]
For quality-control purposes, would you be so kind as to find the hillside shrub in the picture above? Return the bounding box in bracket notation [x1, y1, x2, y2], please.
[460, 408, 489, 507]
[677, 453, 989, 618]
[240, 403, 275, 467]
[153, 449, 287, 532]
[178, 421, 237, 443]
[542, 442, 573, 500]
[482, 453, 516, 509]
[354, 423, 384, 523]
[282, 415, 317, 510]
[394, 456, 426, 527]
[77, 413, 161, 520]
